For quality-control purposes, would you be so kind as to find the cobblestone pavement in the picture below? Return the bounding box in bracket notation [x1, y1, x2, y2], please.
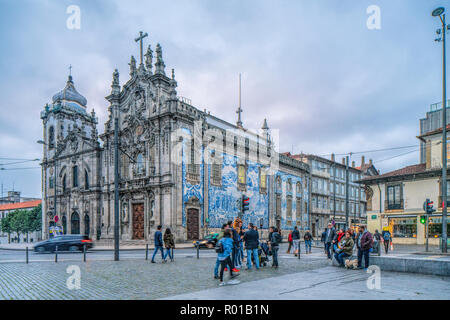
[0, 249, 329, 300]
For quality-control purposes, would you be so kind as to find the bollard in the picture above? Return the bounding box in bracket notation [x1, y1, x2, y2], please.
[298, 244, 301, 260]
[26, 247, 29, 264]
[196, 242, 199, 259]
[55, 246, 58, 263]
[145, 244, 149, 260]
[83, 244, 86, 262]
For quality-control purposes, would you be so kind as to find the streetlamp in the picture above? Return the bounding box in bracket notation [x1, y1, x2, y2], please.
[37, 139, 58, 237]
[433, 6, 449, 253]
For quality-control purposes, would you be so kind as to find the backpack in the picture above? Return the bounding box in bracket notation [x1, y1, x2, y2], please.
[215, 240, 224, 254]
[273, 232, 282, 245]
[383, 232, 390, 241]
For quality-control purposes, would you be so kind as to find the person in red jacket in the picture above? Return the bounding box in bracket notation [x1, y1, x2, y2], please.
[287, 231, 293, 254]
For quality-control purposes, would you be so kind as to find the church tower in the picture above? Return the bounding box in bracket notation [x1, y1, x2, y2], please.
[40, 73, 101, 239]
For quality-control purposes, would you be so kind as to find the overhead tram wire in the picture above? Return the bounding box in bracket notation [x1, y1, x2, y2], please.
[0, 157, 41, 161]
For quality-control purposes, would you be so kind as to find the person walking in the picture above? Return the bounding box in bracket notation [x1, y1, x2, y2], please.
[287, 230, 293, 254]
[269, 227, 281, 268]
[217, 229, 239, 286]
[243, 223, 260, 270]
[381, 228, 391, 254]
[292, 226, 300, 256]
[357, 225, 373, 270]
[334, 230, 354, 266]
[324, 223, 336, 259]
[151, 225, 165, 263]
[304, 229, 313, 254]
[163, 228, 175, 262]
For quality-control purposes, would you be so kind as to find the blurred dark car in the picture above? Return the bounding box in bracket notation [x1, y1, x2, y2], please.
[33, 235, 93, 253]
[193, 233, 219, 249]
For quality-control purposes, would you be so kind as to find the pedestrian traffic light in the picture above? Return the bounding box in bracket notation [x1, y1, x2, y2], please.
[423, 199, 436, 215]
[420, 216, 427, 224]
[242, 195, 250, 212]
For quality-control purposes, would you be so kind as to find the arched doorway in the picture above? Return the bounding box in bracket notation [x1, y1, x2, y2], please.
[62, 216, 67, 234]
[71, 212, 80, 234]
[84, 214, 90, 237]
[186, 208, 199, 240]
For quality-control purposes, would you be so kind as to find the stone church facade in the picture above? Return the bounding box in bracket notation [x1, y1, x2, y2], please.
[40, 38, 311, 244]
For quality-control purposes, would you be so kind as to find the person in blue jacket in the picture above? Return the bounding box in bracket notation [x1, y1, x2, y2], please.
[218, 229, 239, 286]
[151, 225, 166, 263]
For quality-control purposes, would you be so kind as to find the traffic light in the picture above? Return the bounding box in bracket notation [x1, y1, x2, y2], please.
[420, 216, 427, 224]
[242, 195, 250, 212]
[423, 199, 436, 215]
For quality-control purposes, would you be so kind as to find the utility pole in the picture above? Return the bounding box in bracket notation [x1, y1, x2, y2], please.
[345, 155, 349, 229]
[433, 7, 448, 253]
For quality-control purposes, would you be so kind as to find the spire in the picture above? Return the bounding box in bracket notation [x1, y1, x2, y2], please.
[170, 68, 177, 98]
[262, 118, 269, 130]
[236, 73, 243, 128]
[155, 43, 166, 75]
[145, 45, 153, 74]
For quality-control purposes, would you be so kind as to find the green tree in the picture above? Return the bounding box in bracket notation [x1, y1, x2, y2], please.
[9, 210, 26, 243]
[31, 204, 42, 233]
[1, 213, 12, 243]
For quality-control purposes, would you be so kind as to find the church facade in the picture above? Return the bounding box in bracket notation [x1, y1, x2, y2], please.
[40, 38, 311, 243]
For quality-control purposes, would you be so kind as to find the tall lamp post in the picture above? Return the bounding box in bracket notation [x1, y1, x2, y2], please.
[433, 7, 449, 253]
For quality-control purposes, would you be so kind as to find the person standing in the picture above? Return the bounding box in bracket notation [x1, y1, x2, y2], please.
[324, 223, 336, 259]
[243, 223, 260, 270]
[381, 228, 391, 254]
[269, 227, 281, 268]
[287, 230, 293, 254]
[292, 226, 300, 256]
[304, 229, 313, 254]
[214, 224, 228, 279]
[163, 228, 175, 262]
[151, 225, 165, 263]
[321, 228, 327, 254]
[357, 225, 373, 270]
[228, 220, 240, 272]
[239, 221, 245, 263]
[217, 229, 239, 286]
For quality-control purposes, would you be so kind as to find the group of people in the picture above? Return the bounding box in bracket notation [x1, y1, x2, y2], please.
[321, 223, 389, 270]
[214, 220, 283, 286]
[286, 226, 313, 255]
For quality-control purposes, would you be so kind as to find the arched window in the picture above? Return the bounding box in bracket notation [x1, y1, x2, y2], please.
[136, 153, 144, 174]
[72, 166, 78, 187]
[296, 182, 301, 195]
[62, 215, 67, 234]
[84, 169, 89, 190]
[71, 212, 80, 234]
[48, 126, 55, 148]
[287, 178, 292, 192]
[62, 174, 67, 192]
[84, 214, 90, 236]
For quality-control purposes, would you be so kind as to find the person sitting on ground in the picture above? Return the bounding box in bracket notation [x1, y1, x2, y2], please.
[217, 229, 239, 286]
[334, 230, 354, 266]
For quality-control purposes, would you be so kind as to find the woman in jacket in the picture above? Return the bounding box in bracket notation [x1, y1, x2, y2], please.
[334, 230, 354, 266]
[218, 229, 239, 286]
[287, 231, 293, 254]
[163, 228, 175, 262]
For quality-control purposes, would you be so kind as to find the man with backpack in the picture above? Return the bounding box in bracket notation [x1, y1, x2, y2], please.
[214, 224, 228, 279]
[269, 226, 281, 268]
[381, 228, 391, 254]
[216, 229, 239, 286]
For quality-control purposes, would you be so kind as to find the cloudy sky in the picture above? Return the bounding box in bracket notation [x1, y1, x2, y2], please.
[0, 0, 447, 197]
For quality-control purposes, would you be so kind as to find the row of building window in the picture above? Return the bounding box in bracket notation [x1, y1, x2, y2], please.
[50, 166, 89, 191]
[313, 197, 365, 214]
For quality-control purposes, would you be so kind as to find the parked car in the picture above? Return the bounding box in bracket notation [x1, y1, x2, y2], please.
[193, 233, 219, 249]
[33, 235, 93, 253]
